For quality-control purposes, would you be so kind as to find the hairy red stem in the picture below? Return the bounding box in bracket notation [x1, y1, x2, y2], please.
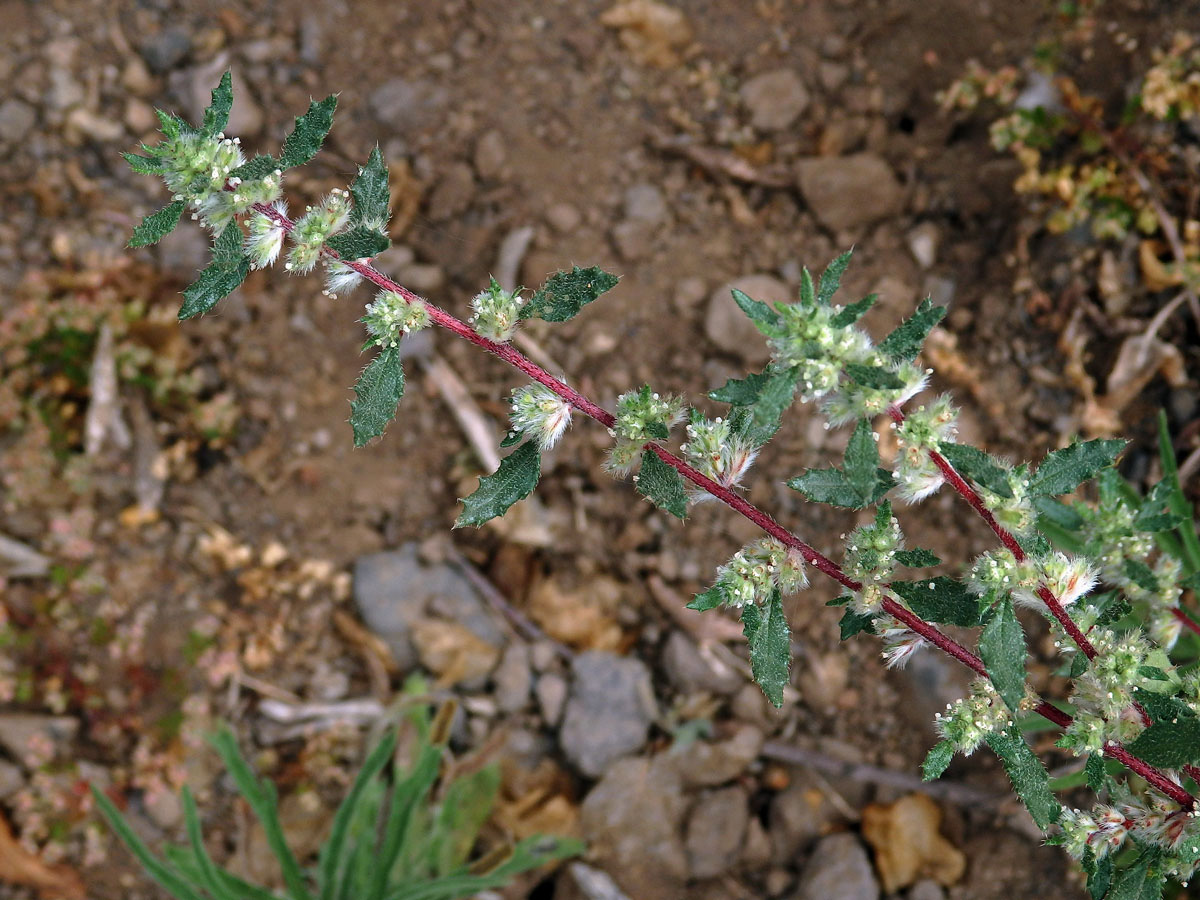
[252, 201, 1195, 809]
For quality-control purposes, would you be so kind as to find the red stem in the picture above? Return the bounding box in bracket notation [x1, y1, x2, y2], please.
[250, 202, 1195, 810]
[1172, 606, 1200, 637]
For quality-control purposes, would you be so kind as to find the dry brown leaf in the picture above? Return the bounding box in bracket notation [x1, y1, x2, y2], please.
[0, 810, 85, 900]
[600, 1, 692, 67]
[526, 576, 624, 651]
[1139, 239, 1184, 292]
[410, 619, 500, 688]
[861, 793, 965, 892]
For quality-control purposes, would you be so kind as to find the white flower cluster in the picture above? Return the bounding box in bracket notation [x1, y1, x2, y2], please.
[935, 680, 1013, 755]
[360, 290, 430, 349]
[712, 538, 808, 608]
[891, 396, 958, 502]
[605, 386, 686, 475]
[468, 279, 524, 342]
[509, 384, 573, 451]
[681, 412, 759, 495]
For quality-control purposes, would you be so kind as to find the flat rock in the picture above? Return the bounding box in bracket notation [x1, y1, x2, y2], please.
[493, 643, 532, 713]
[426, 162, 476, 222]
[662, 630, 743, 695]
[353, 543, 504, 671]
[580, 756, 689, 900]
[705, 274, 790, 365]
[0, 98, 36, 144]
[560, 651, 656, 777]
[368, 78, 449, 133]
[623, 183, 669, 225]
[685, 786, 749, 878]
[791, 832, 879, 900]
[741, 69, 810, 131]
[674, 723, 764, 788]
[139, 27, 192, 73]
[0, 714, 78, 766]
[795, 154, 904, 232]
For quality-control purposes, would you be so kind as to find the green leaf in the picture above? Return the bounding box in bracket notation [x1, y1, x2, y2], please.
[349, 346, 405, 447]
[890, 577, 980, 626]
[637, 450, 688, 519]
[1106, 847, 1163, 900]
[936, 443, 1014, 498]
[844, 419, 881, 502]
[230, 154, 279, 180]
[327, 226, 391, 260]
[1027, 438, 1127, 497]
[799, 268, 816, 308]
[178, 224, 252, 320]
[922, 740, 955, 780]
[877, 297, 946, 362]
[984, 727, 1060, 829]
[787, 466, 893, 509]
[1124, 716, 1200, 768]
[430, 765, 501, 876]
[349, 145, 391, 227]
[738, 366, 799, 444]
[894, 548, 941, 567]
[1124, 558, 1159, 593]
[844, 362, 905, 390]
[129, 200, 185, 248]
[978, 597, 1026, 712]
[201, 70, 233, 137]
[709, 371, 771, 406]
[730, 287, 783, 334]
[1158, 409, 1200, 572]
[839, 608, 876, 640]
[92, 788, 207, 900]
[1032, 494, 1084, 530]
[1082, 846, 1113, 900]
[156, 108, 191, 140]
[829, 293, 877, 328]
[1085, 754, 1108, 792]
[743, 589, 790, 707]
[456, 441, 542, 528]
[817, 250, 852, 306]
[123, 151, 165, 174]
[687, 585, 726, 611]
[520, 265, 619, 322]
[278, 94, 338, 169]
[181, 787, 236, 899]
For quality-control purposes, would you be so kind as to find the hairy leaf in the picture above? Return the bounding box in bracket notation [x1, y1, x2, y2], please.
[230, 154, 279, 180]
[877, 297, 946, 362]
[799, 267, 816, 307]
[845, 419, 881, 502]
[456, 441, 542, 528]
[922, 740, 955, 781]
[1027, 438, 1126, 497]
[829, 293, 877, 328]
[984, 728, 1060, 829]
[687, 585, 726, 611]
[201, 70, 233, 137]
[739, 366, 799, 444]
[1082, 846, 1113, 900]
[839, 608, 876, 640]
[709, 371, 771, 406]
[844, 362, 905, 390]
[349, 346, 405, 447]
[1032, 495, 1083, 530]
[520, 265, 619, 322]
[730, 287, 783, 333]
[1124, 558, 1159, 593]
[894, 548, 941, 567]
[936, 442, 1014, 498]
[743, 589, 791, 707]
[637, 450, 688, 519]
[178, 224, 252, 320]
[1084, 754, 1108, 793]
[1105, 848, 1163, 900]
[156, 108, 190, 140]
[787, 466, 893, 509]
[890, 577, 980, 626]
[979, 597, 1026, 712]
[129, 200, 185, 248]
[278, 94, 338, 169]
[327, 226, 390, 260]
[349, 145, 391, 227]
[1158, 409, 1200, 571]
[123, 151, 164, 174]
[817, 249, 853, 306]
[1124, 716, 1200, 768]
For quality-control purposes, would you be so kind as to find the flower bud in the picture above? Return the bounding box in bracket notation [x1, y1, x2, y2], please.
[469, 278, 523, 342]
[510, 384, 573, 451]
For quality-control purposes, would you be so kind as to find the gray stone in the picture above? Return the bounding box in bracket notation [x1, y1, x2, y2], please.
[0, 759, 23, 800]
[144, 786, 183, 830]
[46, 67, 85, 112]
[140, 27, 193, 73]
[368, 78, 449, 133]
[705, 274, 790, 365]
[769, 777, 844, 862]
[908, 879, 946, 900]
[580, 756, 689, 900]
[674, 723, 763, 788]
[493, 643, 532, 713]
[623, 183, 668, 225]
[426, 162, 475, 222]
[685, 786, 749, 878]
[473, 129, 507, 179]
[0, 99, 36, 144]
[741, 69, 810, 132]
[353, 543, 504, 671]
[662, 631, 743, 695]
[560, 652, 656, 777]
[795, 154, 904, 232]
[611, 218, 657, 261]
[546, 202, 582, 233]
[0, 714, 77, 766]
[535, 673, 567, 726]
[792, 833, 879, 900]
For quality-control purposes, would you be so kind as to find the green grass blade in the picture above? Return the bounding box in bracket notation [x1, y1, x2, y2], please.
[369, 743, 442, 899]
[182, 787, 238, 899]
[1159, 410, 1200, 572]
[91, 786, 207, 900]
[319, 730, 397, 899]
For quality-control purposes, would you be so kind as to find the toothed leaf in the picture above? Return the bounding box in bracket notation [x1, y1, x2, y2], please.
[349, 145, 391, 227]
[123, 151, 165, 174]
[877, 297, 946, 363]
[201, 70, 233, 137]
[844, 363, 905, 390]
[844, 418, 881, 503]
[730, 287, 782, 333]
[743, 589, 790, 707]
[278, 94, 338, 169]
[687, 584, 727, 611]
[839, 608, 876, 640]
[520, 266, 619, 322]
[890, 577, 980, 626]
[129, 200, 185, 248]
[984, 727, 1060, 829]
[830, 293, 877, 327]
[178, 224, 252, 320]
[922, 740, 955, 780]
[817, 249, 852, 306]
[455, 441, 542, 528]
[327, 226, 391, 260]
[936, 442, 1014, 498]
[979, 597, 1026, 712]
[709, 370, 772, 406]
[637, 450, 688, 519]
[1124, 716, 1200, 768]
[894, 548, 941, 567]
[349, 346, 405, 447]
[230, 154, 279, 180]
[1028, 438, 1127, 497]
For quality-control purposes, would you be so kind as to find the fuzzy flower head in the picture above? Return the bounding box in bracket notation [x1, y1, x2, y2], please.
[879, 620, 929, 669]
[469, 277, 523, 342]
[245, 201, 288, 269]
[1150, 607, 1186, 652]
[1027, 551, 1098, 609]
[322, 259, 364, 298]
[822, 361, 930, 428]
[509, 383, 573, 451]
[768, 302, 874, 402]
[681, 411, 759, 493]
[162, 132, 245, 205]
[361, 290, 430, 349]
[844, 502, 904, 589]
[934, 679, 1011, 755]
[713, 538, 808, 608]
[613, 385, 685, 444]
[286, 189, 351, 274]
[982, 466, 1036, 536]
